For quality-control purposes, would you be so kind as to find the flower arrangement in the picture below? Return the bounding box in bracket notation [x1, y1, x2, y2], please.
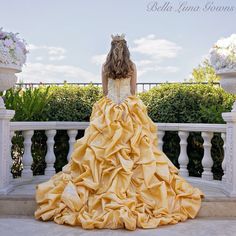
[0, 27, 28, 67]
[209, 34, 236, 73]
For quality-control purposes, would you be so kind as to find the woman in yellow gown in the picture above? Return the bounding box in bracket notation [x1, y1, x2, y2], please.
[34, 34, 204, 230]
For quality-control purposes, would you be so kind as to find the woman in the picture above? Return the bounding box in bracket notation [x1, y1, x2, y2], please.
[34, 34, 204, 231]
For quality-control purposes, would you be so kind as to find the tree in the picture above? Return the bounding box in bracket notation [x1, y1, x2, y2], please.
[188, 59, 220, 84]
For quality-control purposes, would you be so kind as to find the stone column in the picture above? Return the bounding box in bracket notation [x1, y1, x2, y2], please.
[222, 112, 236, 197]
[0, 109, 15, 194]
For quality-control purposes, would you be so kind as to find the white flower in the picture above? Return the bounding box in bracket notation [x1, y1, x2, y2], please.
[0, 28, 28, 67]
[209, 34, 236, 73]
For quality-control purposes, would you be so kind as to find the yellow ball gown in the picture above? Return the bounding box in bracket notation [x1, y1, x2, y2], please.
[34, 77, 204, 230]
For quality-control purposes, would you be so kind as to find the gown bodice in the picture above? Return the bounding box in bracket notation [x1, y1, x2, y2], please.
[106, 77, 132, 104]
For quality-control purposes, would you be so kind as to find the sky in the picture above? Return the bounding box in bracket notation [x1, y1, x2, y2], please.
[1, 0, 236, 83]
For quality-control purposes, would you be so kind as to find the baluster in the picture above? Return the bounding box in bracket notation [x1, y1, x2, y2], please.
[157, 130, 165, 151]
[22, 130, 34, 178]
[9, 130, 15, 180]
[178, 131, 189, 177]
[45, 130, 56, 176]
[67, 129, 78, 162]
[221, 132, 226, 182]
[201, 131, 214, 180]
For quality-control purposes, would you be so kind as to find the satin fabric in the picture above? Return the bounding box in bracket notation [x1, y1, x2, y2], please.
[34, 95, 204, 230]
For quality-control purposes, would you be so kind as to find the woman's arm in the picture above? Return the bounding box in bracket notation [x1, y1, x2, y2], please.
[130, 62, 137, 95]
[102, 64, 108, 96]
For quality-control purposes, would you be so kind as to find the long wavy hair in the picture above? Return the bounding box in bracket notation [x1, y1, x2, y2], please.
[103, 37, 134, 80]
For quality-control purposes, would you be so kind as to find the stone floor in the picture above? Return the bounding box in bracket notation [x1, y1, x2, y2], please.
[0, 216, 236, 236]
[1, 177, 236, 236]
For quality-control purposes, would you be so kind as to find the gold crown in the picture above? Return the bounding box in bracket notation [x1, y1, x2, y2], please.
[111, 33, 126, 41]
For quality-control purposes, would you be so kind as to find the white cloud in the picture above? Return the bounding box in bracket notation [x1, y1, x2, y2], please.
[131, 34, 182, 60]
[27, 44, 67, 61]
[49, 55, 65, 61]
[18, 62, 99, 83]
[137, 64, 179, 77]
[135, 60, 153, 67]
[91, 54, 107, 65]
[132, 34, 181, 77]
[21, 44, 99, 83]
[35, 56, 43, 61]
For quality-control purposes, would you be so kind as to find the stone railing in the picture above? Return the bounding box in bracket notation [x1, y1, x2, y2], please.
[14, 81, 221, 93]
[1, 113, 236, 197]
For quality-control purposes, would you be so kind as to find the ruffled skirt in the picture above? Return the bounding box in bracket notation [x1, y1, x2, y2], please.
[34, 95, 204, 230]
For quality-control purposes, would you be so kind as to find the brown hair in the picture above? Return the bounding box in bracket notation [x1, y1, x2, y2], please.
[103, 38, 134, 80]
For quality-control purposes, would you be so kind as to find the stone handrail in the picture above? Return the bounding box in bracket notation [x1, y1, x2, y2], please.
[0, 115, 236, 197]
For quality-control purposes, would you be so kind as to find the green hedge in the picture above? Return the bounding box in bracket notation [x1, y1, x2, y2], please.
[2, 83, 235, 179]
[139, 83, 234, 123]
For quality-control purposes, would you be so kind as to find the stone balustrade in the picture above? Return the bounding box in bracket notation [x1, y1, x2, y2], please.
[0, 115, 236, 197]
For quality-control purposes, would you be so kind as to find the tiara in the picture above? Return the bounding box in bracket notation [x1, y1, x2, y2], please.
[111, 33, 126, 41]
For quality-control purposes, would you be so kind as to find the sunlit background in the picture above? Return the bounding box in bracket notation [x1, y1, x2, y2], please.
[1, 0, 235, 83]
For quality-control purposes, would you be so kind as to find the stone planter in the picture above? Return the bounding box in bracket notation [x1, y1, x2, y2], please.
[0, 63, 21, 109]
[217, 71, 236, 112]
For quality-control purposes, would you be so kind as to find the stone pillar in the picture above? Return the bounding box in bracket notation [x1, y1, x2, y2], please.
[0, 109, 15, 194]
[222, 112, 236, 197]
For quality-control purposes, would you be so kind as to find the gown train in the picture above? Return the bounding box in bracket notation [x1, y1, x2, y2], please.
[34, 95, 204, 230]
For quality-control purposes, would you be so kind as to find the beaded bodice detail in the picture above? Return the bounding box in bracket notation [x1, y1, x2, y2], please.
[107, 77, 132, 104]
